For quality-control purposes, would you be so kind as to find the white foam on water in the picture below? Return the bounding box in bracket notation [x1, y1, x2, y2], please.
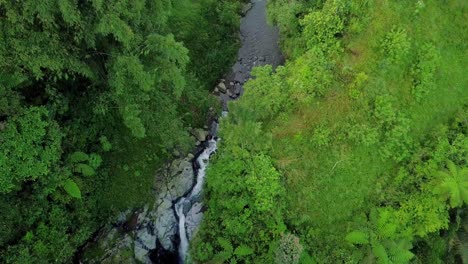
[174, 138, 218, 263]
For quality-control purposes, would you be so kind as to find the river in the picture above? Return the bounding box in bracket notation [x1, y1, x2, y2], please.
[174, 0, 283, 263]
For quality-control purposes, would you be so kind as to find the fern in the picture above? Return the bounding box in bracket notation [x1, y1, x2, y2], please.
[214, 237, 233, 261]
[434, 160, 468, 208]
[372, 243, 389, 264]
[234, 245, 254, 256]
[346, 231, 369, 245]
[218, 237, 233, 253]
[386, 239, 414, 263]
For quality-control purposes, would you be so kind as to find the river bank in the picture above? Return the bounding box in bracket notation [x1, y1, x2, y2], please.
[78, 1, 283, 263]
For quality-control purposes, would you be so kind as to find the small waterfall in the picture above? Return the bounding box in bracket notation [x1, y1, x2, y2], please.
[190, 139, 218, 199]
[175, 198, 188, 263]
[174, 138, 218, 263]
[173, 0, 283, 262]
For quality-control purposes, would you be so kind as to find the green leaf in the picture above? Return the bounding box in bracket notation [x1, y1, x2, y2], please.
[345, 231, 369, 245]
[70, 151, 89, 163]
[63, 179, 81, 199]
[75, 163, 95, 177]
[234, 245, 254, 256]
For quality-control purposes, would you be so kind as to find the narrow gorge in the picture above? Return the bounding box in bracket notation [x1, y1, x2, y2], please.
[79, 1, 283, 263]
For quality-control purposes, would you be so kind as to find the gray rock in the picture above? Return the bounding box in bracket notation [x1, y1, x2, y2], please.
[241, 3, 252, 16]
[134, 244, 150, 264]
[117, 210, 132, 224]
[168, 159, 194, 198]
[217, 82, 227, 93]
[185, 202, 204, 241]
[234, 83, 242, 95]
[155, 197, 177, 251]
[187, 153, 194, 159]
[193, 128, 208, 142]
[134, 225, 156, 263]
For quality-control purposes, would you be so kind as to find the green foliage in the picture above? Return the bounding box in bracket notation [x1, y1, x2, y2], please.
[381, 27, 411, 63]
[433, 160, 468, 208]
[196, 0, 467, 263]
[0, 107, 62, 194]
[63, 179, 82, 199]
[0, 0, 241, 262]
[345, 231, 369, 245]
[300, 0, 346, 51]
[234, 244, 254, 257]
[411, 43, 440, 101]
[191, 120, 286, 263]
[275, 233, 304, 264]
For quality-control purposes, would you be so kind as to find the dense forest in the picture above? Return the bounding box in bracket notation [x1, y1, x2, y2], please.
[191, 0, 468, 263]
[0, 0, 244, 262]
[1, 0, 467, 263]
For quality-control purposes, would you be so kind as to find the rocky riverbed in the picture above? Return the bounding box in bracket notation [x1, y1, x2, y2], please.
[78, 1, 283, 263]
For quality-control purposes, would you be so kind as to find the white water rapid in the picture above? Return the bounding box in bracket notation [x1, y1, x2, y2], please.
[174, 138, 218, 263]
[173, 0, 283, 262]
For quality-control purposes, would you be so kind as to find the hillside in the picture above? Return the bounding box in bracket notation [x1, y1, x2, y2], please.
[192, 0, 468, 263]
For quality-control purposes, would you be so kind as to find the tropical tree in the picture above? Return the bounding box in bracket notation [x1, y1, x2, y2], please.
[346, 209, 414, 264]
[433, 160, 468, 208]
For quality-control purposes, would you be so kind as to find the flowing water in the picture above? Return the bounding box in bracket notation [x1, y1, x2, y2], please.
[174, 0, 283, 263]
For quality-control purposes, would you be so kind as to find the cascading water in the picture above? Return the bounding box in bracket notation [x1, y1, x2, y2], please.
[77, 1, 283, 263]
[174, 138, 218, 263]
[173, 0, 283, 263]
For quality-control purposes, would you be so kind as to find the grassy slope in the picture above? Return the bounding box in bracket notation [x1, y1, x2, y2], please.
[193, 0, 467, 263]
[267, 0, 467, 261]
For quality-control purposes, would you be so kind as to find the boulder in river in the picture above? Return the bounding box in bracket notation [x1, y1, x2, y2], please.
[193, 128, 208, 142]
[241, 3, 252, 16]
[168, 159, 194, 198]
[217, 82, 227, 93]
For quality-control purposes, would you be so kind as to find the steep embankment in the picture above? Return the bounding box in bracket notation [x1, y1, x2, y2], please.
[192, 0, 467, 263]
[78, 1, 283, 264]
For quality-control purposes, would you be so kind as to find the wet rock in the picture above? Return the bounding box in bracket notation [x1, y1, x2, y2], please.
[149, 240, 178, 264]
[134, 225, 156, 263]
[234, 83, 242, 95]
[186, 202, 204, 240]
[154, 197, 177, 251]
